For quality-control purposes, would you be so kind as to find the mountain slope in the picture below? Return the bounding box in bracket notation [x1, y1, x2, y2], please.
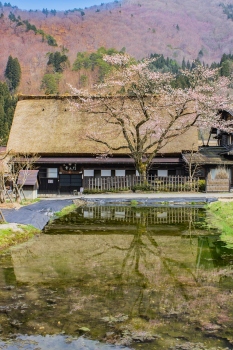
[0, 0, 233, 94]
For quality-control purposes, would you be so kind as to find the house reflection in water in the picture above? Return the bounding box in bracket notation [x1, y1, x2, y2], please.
[196, 235, 233, 270]
[7, 206, 230, 285]
[1, 206, 233, 348]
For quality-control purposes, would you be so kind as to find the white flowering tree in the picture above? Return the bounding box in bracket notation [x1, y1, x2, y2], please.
[70, 54, 232, 178]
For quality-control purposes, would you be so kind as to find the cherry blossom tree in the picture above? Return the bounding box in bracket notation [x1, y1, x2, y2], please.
[70, 54, 232, 178]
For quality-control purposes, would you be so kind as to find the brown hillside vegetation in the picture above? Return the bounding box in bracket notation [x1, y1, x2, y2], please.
[0, 0, 233, 94]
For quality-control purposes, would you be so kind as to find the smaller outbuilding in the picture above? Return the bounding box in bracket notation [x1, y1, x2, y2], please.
[17, 170, 39, 199]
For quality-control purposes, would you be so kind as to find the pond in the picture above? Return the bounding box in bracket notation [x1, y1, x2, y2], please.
[0, 204, 233, 350]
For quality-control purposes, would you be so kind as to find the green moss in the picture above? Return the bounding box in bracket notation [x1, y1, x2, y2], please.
[20, 198, 41, 206]
[0, 224, 40, 251]
[55, 204, 77, 217]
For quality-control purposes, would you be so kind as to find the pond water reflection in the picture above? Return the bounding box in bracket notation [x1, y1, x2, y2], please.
[0, 205, 233, 350]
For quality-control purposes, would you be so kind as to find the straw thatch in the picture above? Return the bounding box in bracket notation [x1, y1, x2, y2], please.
[183, 146, 233, 165]
[7, 96, 198, 155]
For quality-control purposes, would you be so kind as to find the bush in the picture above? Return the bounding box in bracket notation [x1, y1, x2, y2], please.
[83, 188, 129, 194]
[131, 184, 152, 192]
[83, 189, 101, 194]
[198, 179, 206, 192]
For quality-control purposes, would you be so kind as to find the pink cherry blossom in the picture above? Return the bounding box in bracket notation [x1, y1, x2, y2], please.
[69, 54, 233, 176]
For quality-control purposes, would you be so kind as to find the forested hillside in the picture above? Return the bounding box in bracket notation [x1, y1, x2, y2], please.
[2, 0, 233, 144]
[0, 0, 233, 94]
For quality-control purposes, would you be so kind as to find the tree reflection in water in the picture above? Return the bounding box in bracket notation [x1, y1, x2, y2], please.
[90, 207, 200, 318]
[2, 205, 233, 349]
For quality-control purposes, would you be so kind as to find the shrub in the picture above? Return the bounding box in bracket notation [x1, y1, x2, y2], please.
[83, 188, 130, 194]
[131, 184, 152, 192]
[83, 189, 101, 194]
[198, 179, 206, 192]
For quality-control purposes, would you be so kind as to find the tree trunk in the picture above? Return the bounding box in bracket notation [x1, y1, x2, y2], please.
[0, 190, 5, 203]
[0, 174, 5, 203]
[136, 161, 148, 184]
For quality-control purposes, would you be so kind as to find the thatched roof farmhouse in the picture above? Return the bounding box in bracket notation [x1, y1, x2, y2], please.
[7, 95, 200, 194]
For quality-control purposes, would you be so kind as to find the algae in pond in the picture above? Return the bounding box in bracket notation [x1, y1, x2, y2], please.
[0, 207, 233, 349]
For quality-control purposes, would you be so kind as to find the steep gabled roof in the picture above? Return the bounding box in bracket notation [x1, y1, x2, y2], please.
[17, 170, 39, 186]
[7, 96, 198, 156]
[182, 146, 233, 165]
[223, 109, 233, 117]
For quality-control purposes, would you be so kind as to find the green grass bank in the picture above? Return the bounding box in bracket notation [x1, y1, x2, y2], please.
[207, 201, 233, 248]
[0, 224, 40, 251]
[54, 204, 77, 217]
[0, 202, 81, 251]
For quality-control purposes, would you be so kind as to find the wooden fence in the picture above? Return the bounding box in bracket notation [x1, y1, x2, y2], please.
[80, 206, 200, 225]
[86, 175, 199, 192]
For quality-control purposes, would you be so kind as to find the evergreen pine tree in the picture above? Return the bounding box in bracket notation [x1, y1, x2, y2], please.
[4, 55, 21, 92]
[0, 103, 5, 141]
[182, 57, 186, 70]
[220, 53, 228, 66]
[0, 81, 17, 144]
[221, 60, 231, 77]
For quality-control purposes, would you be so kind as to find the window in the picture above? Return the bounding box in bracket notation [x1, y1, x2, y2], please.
[47, 168, 58, 178]
[115, 170, 125, 177]
[101, 170, 111, 177]
[38, 168, 47, 178]
[84, 169, 94, 177]
[158, 170, 168, 177]
[168, 169, 176, 176]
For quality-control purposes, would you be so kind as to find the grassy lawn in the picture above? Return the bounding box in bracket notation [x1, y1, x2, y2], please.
[207, 201, 233, 248]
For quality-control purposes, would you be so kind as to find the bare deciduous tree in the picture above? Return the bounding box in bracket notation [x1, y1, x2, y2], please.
[182, 143, 203, 180]
[0, 152, 38, 203]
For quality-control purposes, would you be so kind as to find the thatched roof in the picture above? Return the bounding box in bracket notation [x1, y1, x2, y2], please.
[7, 96, 198, 156]
[182, 146, 233, 165]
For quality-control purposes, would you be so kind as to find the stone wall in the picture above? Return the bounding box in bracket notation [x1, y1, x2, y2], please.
[206, 178, 230, 192]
